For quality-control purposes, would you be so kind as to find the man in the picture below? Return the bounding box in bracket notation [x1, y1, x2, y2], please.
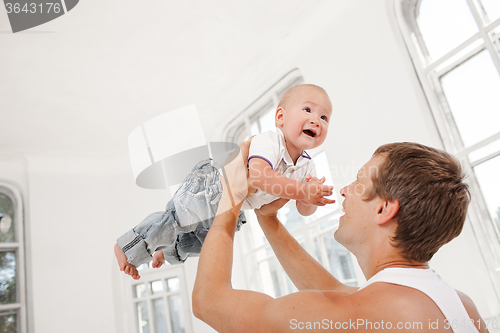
[192, 140, 487, 332]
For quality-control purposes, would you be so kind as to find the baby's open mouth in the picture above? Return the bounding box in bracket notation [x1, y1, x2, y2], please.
[303, 129, 316, 138]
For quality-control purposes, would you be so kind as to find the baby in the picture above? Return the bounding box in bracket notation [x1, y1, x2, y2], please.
[115, 84, 335, 279]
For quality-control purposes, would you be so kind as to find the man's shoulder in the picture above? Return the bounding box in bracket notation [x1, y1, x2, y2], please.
[352, 281, 436, 306]
[346, 283, 450, 324]
[267, 286, 439, 331]
[277, 285, 428, 317]
[456, 289, 486, 332]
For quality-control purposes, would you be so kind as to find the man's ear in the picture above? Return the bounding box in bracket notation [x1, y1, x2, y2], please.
[275, 107, 284, 127]
[375, 198, 399, 225]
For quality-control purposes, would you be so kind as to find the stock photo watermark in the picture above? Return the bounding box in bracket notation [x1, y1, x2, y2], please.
[290, 318, 498, 330]
[3, 0, 79, 33]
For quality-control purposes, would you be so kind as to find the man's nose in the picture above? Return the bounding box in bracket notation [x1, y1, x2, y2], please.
[340, 185, 347, 197]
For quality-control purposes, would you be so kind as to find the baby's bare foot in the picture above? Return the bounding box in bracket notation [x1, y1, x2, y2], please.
[114, 243, 140, 279]
[152, 250, 165, 269]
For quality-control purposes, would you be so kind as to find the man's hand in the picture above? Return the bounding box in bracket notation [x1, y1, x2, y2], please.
[254, 198, 290, 218]
[220, 137, 254, 210]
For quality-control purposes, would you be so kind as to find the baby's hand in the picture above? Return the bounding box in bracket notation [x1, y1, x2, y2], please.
[302, 176, 335, 206]
[305, 175, 326, 184]
[299, 176, 326, 206]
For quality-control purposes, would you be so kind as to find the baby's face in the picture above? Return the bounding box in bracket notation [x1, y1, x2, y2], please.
[276, 86, 332, 151]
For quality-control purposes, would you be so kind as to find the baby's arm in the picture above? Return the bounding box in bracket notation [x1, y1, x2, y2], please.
[248, 158, 334, 206]
[296, 200, 316, 216]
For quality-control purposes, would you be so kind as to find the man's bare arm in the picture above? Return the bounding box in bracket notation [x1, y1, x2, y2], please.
[255, 199, 358, 293]
[191, 140, 353, 332]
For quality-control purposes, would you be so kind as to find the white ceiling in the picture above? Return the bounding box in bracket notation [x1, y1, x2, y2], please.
[0, 0, 350, 157]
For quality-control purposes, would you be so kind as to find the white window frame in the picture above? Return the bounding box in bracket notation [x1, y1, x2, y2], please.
[124, 264, 192, 333]
[394, 0, 500, 300]
[223, 69, 364, 297]
[0, 183, 27, 333]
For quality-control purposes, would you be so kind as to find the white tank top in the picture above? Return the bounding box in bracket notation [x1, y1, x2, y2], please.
[359, 268, 479, 333]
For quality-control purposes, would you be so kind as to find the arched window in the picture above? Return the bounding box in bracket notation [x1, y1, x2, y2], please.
[0, 184, 27, 333]
[224, 69, 363, 298]
[395, 0, 500, 299]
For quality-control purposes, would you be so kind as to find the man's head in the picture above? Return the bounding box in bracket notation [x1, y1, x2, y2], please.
[275, 84, 332, 151]
[336, 142, 470, 263]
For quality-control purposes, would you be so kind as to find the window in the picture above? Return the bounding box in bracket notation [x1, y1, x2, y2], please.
[0, 184, 26, 333]
[126, 265, 192, 333]
[395, 0, 500, 298]
[224, 70, 362, 297]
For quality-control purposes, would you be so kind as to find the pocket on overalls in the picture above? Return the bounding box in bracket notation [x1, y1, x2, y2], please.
[173, 159, 221, 227]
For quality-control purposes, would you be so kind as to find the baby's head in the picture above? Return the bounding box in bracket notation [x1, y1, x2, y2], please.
[275, 84, 332, 151]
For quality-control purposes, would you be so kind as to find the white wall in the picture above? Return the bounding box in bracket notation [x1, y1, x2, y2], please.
[1, 0, 498, 332]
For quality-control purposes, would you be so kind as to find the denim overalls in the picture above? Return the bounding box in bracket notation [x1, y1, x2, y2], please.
[117, 159, 246, 266]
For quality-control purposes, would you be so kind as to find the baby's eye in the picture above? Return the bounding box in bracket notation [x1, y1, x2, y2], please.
[304, 108, 311, 113]
[321, 115, 328, 121]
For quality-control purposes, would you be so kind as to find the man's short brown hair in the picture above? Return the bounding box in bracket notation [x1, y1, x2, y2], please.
[367, 142, 470, 262]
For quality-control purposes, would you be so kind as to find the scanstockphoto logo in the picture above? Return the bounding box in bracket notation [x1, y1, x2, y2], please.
[129, 105, 239, 197]
[3, 0, 79, 33]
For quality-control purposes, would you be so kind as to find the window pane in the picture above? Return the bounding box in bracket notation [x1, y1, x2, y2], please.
[137, 262, 152, 271]
[321, 230, 357, 286]
[285, 274, 297, 294]
[0, 252, 16, 305]
[166, 277, 179, 292]
[240, 211, 267, 254]
[308, 152, 339, 220]
[259, 107, 276, 133]
[0, 310, 17, 333]
[440, 51, 500, 147]
[243, 247, 265, 292]
[168, 294, 185, 333]
[250, 122, 259, 136]
[150, 280, 163, 295]
[258, 259, 277, 298]
[489, 25, 500, 59]
[469, 139, 500, 163]
[434, 39, 484, 74]
[152, 298, 168, 333]
[268, 259, 281, 298]
[0, 194, 15, 243]
[476, 0, 500, 24]
[278, 205, 304, 232]
[234, 124, 248, 144]
[320, 214, 340, 232]
[136, 301, 150, 333]
[474, 155, 500, 233]
[312, 230, 324, 266]
[418, 0, 478, 60]
[134, 283, 147, 298]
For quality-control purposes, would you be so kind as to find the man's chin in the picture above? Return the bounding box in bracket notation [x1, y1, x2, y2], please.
[333, 228, 341, 242]
[334, 229, 350, 252]
[334, 221, 347, 242]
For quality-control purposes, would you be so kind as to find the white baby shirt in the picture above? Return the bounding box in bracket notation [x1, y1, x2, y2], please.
[241, 128, 316, 210]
